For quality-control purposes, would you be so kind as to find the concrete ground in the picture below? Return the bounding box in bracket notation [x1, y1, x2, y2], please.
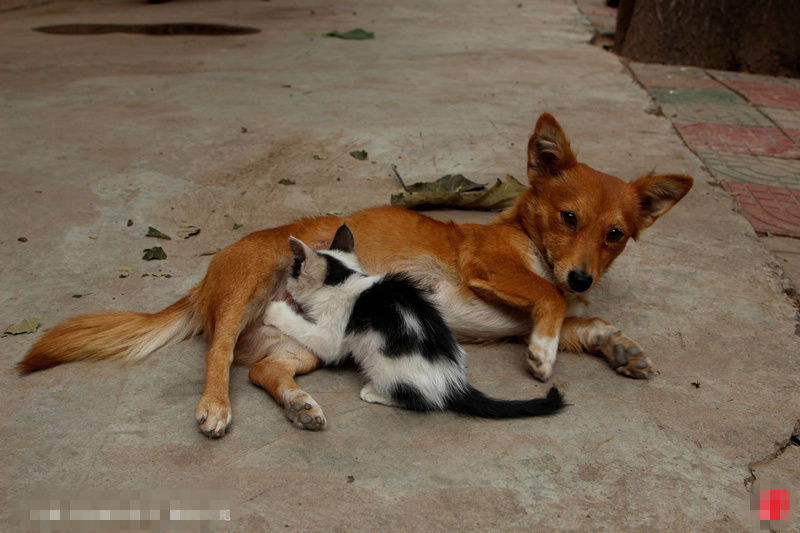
[1, 0, 798, 531]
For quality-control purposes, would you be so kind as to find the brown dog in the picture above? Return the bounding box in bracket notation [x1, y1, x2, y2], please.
[18, 113, 693, 436]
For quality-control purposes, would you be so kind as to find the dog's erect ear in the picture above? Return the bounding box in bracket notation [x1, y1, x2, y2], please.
[631, 173, 694, 234]
[527, 113, 577, 183]
[330, 224, 355, 253]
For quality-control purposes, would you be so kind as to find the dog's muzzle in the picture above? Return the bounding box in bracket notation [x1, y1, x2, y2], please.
[567, 270, 593, 292]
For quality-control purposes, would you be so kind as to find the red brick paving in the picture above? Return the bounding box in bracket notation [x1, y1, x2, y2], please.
[723, 81, 800, 110]
[722, 182, 800, 237]
[675, 122, 800, 158]
[629, 61, 800, 237]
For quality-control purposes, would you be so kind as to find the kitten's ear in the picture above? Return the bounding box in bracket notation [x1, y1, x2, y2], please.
[330, 224, 355, 253]
[289, 236, 314, 277]
[288, 236, 309, 261]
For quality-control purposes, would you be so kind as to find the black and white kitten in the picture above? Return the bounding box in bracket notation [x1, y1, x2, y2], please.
[266, 224, 564, 419]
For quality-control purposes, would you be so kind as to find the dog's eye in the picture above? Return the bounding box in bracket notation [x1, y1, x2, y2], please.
[607, 228, 624, 242]
[561, 211, 577, 229]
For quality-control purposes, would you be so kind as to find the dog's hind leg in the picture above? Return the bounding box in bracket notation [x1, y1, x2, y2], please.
[195, 311, 243, 438]
[248, 338, 326, 430]
[558, 317, 654, 378]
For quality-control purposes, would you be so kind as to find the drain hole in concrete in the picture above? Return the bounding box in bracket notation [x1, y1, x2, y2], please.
[34, 23, 260, 36]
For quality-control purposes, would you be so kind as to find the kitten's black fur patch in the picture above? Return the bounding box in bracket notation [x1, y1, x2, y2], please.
[322, 253, 356, 286]
[345, 273, 459, 363]
[389, 382, 432, 412]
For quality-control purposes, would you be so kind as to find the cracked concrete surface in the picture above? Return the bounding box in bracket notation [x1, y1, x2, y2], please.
[1, 0, 799, 530]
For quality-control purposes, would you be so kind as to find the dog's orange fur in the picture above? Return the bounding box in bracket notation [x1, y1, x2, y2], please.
[18, 114, 693, 436]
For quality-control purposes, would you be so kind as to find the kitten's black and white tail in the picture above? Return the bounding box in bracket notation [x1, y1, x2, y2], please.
[446, 384, 564, 419]
[390, 381, 564, 419]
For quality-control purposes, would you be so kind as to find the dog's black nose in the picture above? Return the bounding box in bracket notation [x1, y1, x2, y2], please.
[567, 270, 593, 292]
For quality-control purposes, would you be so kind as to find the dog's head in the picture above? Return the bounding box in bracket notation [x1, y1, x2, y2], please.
[514, 113, 693, 294]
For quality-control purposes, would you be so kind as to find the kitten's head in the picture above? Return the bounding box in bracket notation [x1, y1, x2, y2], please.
[286, 224, 365, 305]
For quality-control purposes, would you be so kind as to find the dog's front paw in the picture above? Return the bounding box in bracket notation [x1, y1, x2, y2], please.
[598, 333, 654, 379]
[283, 389, 326, 430]
[526, 334, 559, 381]
[196, 395, 233, 438]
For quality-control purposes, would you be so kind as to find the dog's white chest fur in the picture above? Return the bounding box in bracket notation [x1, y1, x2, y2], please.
[428, 281, 529, 341]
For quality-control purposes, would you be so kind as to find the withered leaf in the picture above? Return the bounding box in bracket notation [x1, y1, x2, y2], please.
[177, 228, 201, 239]
[146, 226, 172, 240]
[4, 317, 40, 336]
[179, 221, 196, 228]
[390, 174, 527, 211]
[142, 246, 167, 261]
[324, 28, 374, 40]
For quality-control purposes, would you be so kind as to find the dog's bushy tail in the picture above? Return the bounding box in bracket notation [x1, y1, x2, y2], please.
[17, 296, 199, 373]
[446, 385, 564, 419]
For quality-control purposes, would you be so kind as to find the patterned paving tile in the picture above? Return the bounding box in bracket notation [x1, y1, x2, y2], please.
[725, 80, 800, 110]
[722, 182, 800, 237]
[648, 87, 744, 106]
[638, 76, 721, 91]
[658, 102, 772, 126]
[761, 107, 800, 132]
[697, 150, 800, 190]
[676, 123, 800, 158]
[628, 62, 707, 80]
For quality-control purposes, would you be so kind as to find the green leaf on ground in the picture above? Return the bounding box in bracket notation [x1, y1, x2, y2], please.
[233, 223, 243, 230]
[390, 174, 527, 211]
[313, 154, 328, 160]
[146, 226, 172, 240]
[118, 266, 133, 278]
[349, 150, 368, 160]
[142, 246, 167, 261]
[177, 228, 201, 239]
[324, 28, 374, 40]
[4, 317, 40, 336]
[278, 178, 296, 185]
[179, 221, 196, 228]
[327, 210, 342, 216]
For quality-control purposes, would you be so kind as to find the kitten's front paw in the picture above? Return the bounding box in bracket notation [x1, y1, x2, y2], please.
[283, 389, 326, 430]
